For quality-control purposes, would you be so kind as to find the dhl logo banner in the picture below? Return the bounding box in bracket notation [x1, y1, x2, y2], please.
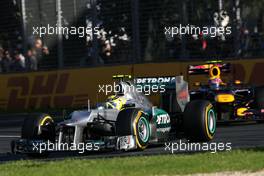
[1, 73, 89, 110]
[0, 59, 263, 110]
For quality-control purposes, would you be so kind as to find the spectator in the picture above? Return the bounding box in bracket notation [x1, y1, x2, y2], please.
[0, 47, 3, 72]
[11, 50, 25, 71]
[19, 51, 26, 68]
[100, 39, 113, 64]
[27, 49, 37, 71]
[2, 50, 12, 73]
[238, 24, 250, 57]
[28, 38, 49, 70]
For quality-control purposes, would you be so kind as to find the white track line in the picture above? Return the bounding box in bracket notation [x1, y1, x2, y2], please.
[0, 135, 20, 138]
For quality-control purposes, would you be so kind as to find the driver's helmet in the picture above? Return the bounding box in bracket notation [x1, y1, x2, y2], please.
[106, 95, 127, 110]
[106, 83, 124, 102]
[209, 65, 223, 90]
[107, 95, 117, 101]
[105, 83, 126, 110]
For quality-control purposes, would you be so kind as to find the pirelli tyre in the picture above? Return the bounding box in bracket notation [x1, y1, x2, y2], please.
[21, 113, 56, 142]
[116, 108, 151, 150]
[183, 100, 216, 142]
[254, 86, 264, 123]
[255, 86, 264, 109]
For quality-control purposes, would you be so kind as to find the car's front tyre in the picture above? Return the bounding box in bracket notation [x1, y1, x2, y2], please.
[22, 113, 56, 141]
[20, 113, 56, 157]
[116, 108, 150, 150]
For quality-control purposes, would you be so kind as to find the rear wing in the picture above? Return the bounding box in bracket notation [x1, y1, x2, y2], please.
[154, 76, 190, 114]
[175, 76, 190, 112]
[188, 63, 231, 75]
[134, 76, 190, 113]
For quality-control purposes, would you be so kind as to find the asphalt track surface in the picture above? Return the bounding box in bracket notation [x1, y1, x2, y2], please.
[0, 114, 264, 163]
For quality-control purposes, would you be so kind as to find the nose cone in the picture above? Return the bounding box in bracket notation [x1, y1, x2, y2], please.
[62, 110, 92, 126]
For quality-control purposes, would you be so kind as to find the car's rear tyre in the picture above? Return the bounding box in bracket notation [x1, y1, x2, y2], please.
[255, 86, 264, 109]
[22, 113, 56, 141]
[183, 100, 216, 142]
[116, 108, 150, 150]
[254, 86, 264, 123]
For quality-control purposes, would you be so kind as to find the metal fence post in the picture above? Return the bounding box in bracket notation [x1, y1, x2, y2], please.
[56, 0, 64, 68]
[131, 0, 141, 63]
[219, 0, 223, 11]
[233, 0, 241, 57]
[20, 0, 27, 55]
[91, 0, 99, 65]
[181, 0, 188, 59]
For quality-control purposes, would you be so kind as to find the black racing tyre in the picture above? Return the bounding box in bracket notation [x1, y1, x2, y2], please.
[116, 108, 151, 150]
[21, 113, 56, 142]
[254, 87, 264, 123]
[183, 100, 216, 142]
[255, 86, 264, 109]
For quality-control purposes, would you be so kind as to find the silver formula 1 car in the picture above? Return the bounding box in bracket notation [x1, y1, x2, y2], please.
[12, 75, 216, 156]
